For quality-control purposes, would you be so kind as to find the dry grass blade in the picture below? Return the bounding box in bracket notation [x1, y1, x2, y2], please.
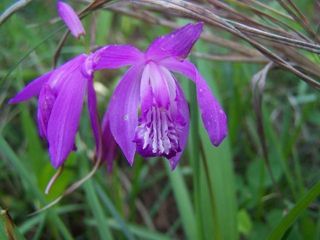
[192, 52, 267, 63]
[251, 62, 282, 196]
[123, 0, 320, 88]
[52, 0, 114, 64]
[0, 0, 32, 25]
[243, 0, 293, 20]
[104, 3, 260, 57]
[276, 0, 319, 41]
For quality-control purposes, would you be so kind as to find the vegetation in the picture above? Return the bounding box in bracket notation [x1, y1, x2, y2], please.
[1, 0, 320, 239]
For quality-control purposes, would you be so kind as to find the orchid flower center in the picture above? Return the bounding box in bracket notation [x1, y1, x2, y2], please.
[134, 62, 185, 159]
[82, 54, 95, 78]
[134, 105, 182, 158]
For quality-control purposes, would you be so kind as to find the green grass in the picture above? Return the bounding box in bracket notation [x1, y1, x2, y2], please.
[1, 1, 320, 239]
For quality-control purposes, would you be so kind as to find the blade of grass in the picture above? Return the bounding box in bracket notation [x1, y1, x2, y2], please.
[106, 219, 171, 240]
[0, 208, 25, 240]
[0, 136, 73, 240]
[195, 41, 238, 240]
[181, 74, 204, 240]
[165, 163, 197, 240]
[95, 182, 136, 240]
[81, 160, 113, 240]
[267, 180, 320, 240]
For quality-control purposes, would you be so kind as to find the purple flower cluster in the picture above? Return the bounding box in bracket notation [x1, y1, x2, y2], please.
[10, 1, 227, 170]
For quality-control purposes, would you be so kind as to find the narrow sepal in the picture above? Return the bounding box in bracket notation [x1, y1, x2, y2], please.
[161, 58, 228, 146]
[47, 67, 87, 168]
[57, 1, 85, 38]
[106, 65, 143, 165]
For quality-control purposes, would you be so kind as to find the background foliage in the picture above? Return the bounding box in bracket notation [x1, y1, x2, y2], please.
[0, 0, 320, 239]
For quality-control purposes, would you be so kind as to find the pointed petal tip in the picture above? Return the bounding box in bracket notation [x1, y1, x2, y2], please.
[124, 153, 135, 167]
[128, 159, 134, 167]
[192, 21, 204, 31]
[169, 161, 178, 171]
[49, 149, 63, 169]
[210, 110, 228, 147]
[146, 21, 204, 60]
[8, 98, 16, 104]
[57, 1, 85, 38]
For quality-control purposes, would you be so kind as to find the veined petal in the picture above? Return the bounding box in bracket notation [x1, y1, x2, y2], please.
[37, 83, 57, 139]
[146, 22, 203, 61]
[9, 71, 52, 104]
[148, 62, 171, 108]
[169, 83, 190, 170]
[101, 112, 118, 172]
[47, 67, 87, 168]
[107, 65, 143, 165]
[57, 1, 85, 38]
[161, 58, 227, 146]
[140, 64, 153, 114]
[48, 54, 87, 90]
[87, 77, 102, 156]
[93, 45, 144, 70]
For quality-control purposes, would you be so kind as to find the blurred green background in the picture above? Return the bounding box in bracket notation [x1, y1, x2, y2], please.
[0, 0, 320, 239]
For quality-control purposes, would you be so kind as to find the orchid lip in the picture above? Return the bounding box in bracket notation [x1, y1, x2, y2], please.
[134, 105, 183, 159]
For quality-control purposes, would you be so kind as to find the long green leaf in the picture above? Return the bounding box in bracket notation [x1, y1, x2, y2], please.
[166, 164, 197, 239]
[0, 136, 73, 240]
[82, 161, 113, 240]
[267, 181, 320, 240]
[95, 183, 136, 240]
[195, 42, 238, 240]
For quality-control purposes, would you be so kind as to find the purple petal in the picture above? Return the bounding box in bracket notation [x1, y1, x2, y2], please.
[48, 54, 87, 90]
[107, 65, 143, 165]
[47, 67, 87, 168]
[9, 71, 52, 104]
[101, 112, 118, 172]
[169, 83, 190, 170]
[57, 1, 85, 38]
[146, 22, 203, 61]
[87, 77, 102, 156]
[139, 64, 153, 114]
[37, 83, 57, 139]
[161, 58, 227, 146]
[148, 62, 171, 108]
[93, 45, 144, 70]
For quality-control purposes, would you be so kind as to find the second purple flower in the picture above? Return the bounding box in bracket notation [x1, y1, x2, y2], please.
[93, 23, 228, 169]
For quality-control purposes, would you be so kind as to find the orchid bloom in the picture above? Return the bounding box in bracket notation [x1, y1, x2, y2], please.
[9, 54, 101, 168]
[94, 23, 227, 169]
[57, 1, 85, 38]
[9, 2, 98, 168]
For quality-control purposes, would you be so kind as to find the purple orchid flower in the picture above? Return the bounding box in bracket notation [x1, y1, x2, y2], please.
[9, 54, 101, 168]
[57, 1, 85, 38]
[93, 23, 227, 169]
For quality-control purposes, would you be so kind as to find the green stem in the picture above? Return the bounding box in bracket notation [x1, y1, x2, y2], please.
[199, 140, 222, 240]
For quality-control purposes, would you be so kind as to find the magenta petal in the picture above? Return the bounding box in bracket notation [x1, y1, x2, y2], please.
[48, 54, 87, 90]
[107, 65, 143, 165]
[169, 83, 190, 170]
[146, 22, 203, 60]
[93, 45, 144, 70]
[57, 1, 85, 38]
[47, 68, 87, 168]
[101, 112, 118, 172]
[37, 83, 57, 139]
[139, 64, 153, 114]
[161, 58, 227, 146]
[148, 62, 171, 108]
[9, 71, 52, 104]
[87, 77, 102, 156]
